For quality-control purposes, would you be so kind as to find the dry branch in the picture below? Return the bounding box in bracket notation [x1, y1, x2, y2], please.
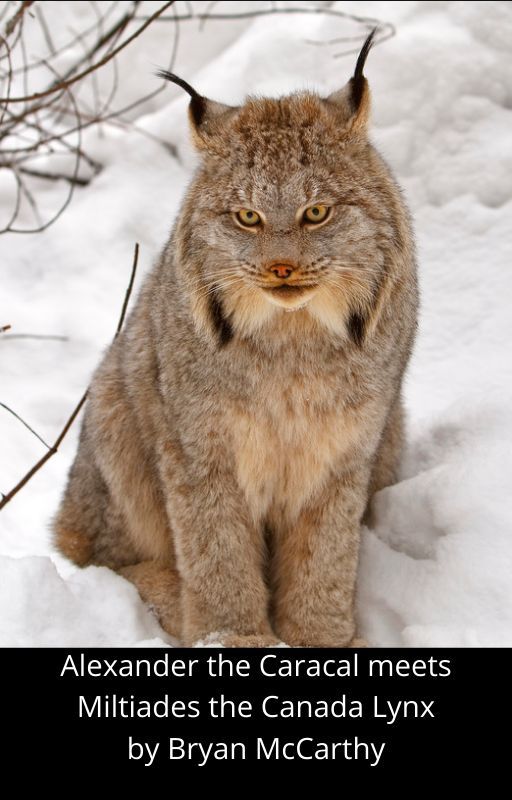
[1, 332, 68, 341]
[3, 2, 174, 104]
[0, 401, 51, 450]
[0, 1, 393, 235]
[0, 1, 177, 234]
[0, 242, 139, 511]
[3, 0, 34, 40]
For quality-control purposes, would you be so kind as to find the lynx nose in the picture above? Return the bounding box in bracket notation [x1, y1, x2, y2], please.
[268, 263, 293, 279]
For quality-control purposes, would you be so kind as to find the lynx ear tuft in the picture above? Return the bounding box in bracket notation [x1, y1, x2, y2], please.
[350, 28, 376, 112]
[326, 28, 377, 134]
[155, 69, 207, 125]
[156, 69, 238, 146]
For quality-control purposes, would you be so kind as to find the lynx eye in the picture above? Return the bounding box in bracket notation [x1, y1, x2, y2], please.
[236, 209, 261, 227]
[303, 204, 330, 224]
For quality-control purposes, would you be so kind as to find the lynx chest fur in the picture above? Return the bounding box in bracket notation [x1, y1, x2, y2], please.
[229, 355, 365, 523]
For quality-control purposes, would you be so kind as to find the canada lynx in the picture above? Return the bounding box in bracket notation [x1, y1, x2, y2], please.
[54, 31, 418, 647]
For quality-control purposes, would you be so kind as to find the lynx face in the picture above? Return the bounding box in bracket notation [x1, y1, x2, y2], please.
[162, 34, 401, 343]
[178, 95, 393, 340]
[193, 98, 385, 318]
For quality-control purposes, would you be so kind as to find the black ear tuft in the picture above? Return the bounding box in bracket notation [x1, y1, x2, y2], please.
[155, 69, 206, 126]
[350, 28, 377, 111]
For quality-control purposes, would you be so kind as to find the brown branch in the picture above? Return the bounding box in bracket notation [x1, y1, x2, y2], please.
[34, 4, 56, 56]
[0, 0, 392, 234]
[17, 165, 91, 186]
[135, 5, 395, 60]
[1, 324, 12, 333]
[1, 332, 68, 341]
[0, 33, 13, 128]
[6, 0, 119, 77]
[15, 165, 43, 225]
[136, 5, 390, 26]
[116, 242, 139, 337]
[0, 242, 140, 511]
[3, 0, 34, 40]
[6, 55, 83, 233]
[2, 1, 175, 104]
[0, 167, 21, 233]
[0, 101, 103, 173]
[0, 3, 26, 57]
[0, 390, 88, 508]
[65, 0, 140, 80]
[0, 401, 52, 450]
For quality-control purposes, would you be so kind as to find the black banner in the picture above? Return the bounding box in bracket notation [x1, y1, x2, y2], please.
[2, 648, 509, 776]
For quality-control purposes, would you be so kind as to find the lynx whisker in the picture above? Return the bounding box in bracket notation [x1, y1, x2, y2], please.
[192, 277, 246, 302]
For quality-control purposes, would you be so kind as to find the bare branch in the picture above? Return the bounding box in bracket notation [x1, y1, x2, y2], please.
[2, 2, 175, 104]
[116, 242, 139, 337]
[17, 166, 90, 186]
[1, 332, 68, 341]
[0, 242, 140, 511]
[0, 167, 22, 234]
[34, 4, 56, 56]
[5, 1, 119, 77]
[0, 391, 88, 509]
[0, 2, 393, 234]
[5, 52, 83, 233]
[3, 0, 34, 40]
[0, 401, 52, 450]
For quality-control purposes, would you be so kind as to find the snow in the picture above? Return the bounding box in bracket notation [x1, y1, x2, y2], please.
[1, 1, 511, 647]
[0, 555, 171, 646]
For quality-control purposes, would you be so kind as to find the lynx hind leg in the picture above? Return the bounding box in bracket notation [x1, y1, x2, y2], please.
[53, 430, 139, 569]
[54, 440, 106, 567]
[118, 562, 182, 640]
[55, 446, 182, 638]
[364, 398, 405, 526]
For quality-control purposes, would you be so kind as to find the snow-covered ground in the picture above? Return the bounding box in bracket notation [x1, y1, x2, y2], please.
[1, 1, 511, 647]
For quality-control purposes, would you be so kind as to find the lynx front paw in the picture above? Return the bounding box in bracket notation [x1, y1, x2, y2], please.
[348, 637, 368, 648]
[275, 620, 356, 648]
[194, 631, 282, 648]
[221, 633, 282, 648]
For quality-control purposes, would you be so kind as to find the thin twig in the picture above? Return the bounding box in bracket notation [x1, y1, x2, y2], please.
[0, 402, 52, 450]
[0, 1, 393, 235]
[7, 55, 83, 233]
[1, 333, 68, 341]
[3, 1, 175, 104]
[0, 390, 88, 510]
[54, 0, 139, 90]
[15, 164, 43, 225]
[0, 167, 21, 233]
[34, 4, 56, 56]
[116, 242, 138, 337]
[0, 242, 140, 511]
[18, 166, 90, 186]
[3, 0, 34, 40]
[0, 33, 13, 128]
[5, 1, 119, 77]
